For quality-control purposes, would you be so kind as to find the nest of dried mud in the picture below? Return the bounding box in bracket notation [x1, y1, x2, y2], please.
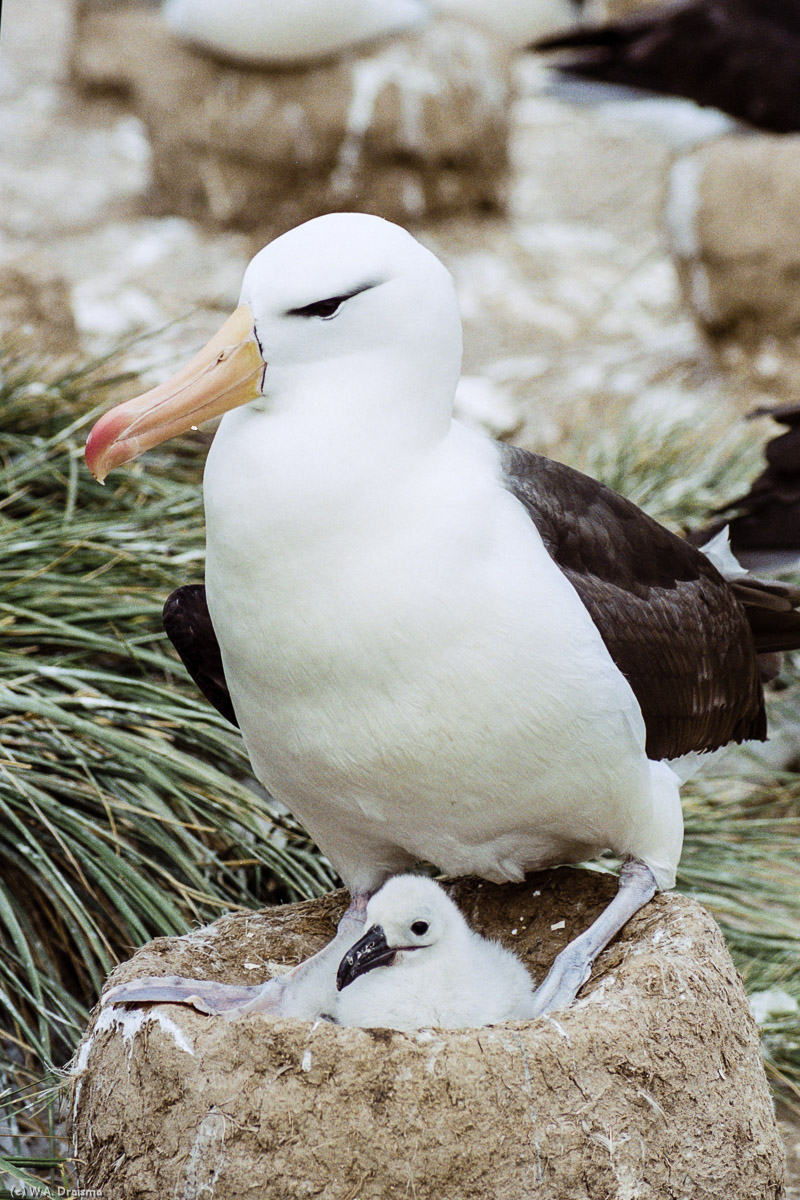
[71, 868, 784, 1199]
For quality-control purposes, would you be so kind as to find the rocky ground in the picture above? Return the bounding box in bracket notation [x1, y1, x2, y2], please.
[2, 0, 783, 439]
[1, 0, 799, 1192]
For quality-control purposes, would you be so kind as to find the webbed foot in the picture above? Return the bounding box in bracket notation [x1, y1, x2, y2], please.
[102, 893, 370, 1019]
[527, 858, 657, 1018]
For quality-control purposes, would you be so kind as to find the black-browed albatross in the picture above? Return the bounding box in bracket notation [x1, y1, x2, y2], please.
[88, 213, 800, 1021]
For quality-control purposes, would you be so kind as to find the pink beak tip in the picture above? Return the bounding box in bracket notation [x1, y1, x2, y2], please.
[84, 427, 107, 483]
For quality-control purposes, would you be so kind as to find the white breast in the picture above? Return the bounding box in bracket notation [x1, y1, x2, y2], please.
[336, 932, 536, 1031]
[204, 414, 680, 895]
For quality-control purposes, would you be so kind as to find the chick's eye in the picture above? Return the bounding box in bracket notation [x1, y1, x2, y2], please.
[411, 921, 429, 937]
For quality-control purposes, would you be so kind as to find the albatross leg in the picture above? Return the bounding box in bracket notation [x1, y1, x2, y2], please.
[102, 894, 370, 1020]
[527, 858, 657, 1019]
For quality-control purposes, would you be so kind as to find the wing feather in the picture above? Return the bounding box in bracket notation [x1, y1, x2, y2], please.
[500, 445, 765, 760]
[162, 585, 238, 727]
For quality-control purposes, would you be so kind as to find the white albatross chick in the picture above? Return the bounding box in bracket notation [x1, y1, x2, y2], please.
[162, 0, 427, 66]
[335, 876, 535, 1030]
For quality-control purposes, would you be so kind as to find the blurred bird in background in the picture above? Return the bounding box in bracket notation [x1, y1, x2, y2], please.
[534, 0, 800, 133]
[163, 0, 585, 65]
[692, 403, 800, 574]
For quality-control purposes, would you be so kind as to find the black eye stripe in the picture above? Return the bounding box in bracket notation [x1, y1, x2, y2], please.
[288, 295, 344, 319]
[285, 280, 380, 320]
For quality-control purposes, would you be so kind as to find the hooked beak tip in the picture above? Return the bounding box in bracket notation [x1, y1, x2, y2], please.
[82, 303, 262, 480]
[84, 422, 111, 483]
[85, 412, 135, 483]
[336, 924, 396, 991]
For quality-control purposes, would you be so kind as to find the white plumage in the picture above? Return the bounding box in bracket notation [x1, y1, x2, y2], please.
[88, 212, 711, 1021]
[335, 876, 535, 1030]
[162, 0, 579, 66]
[202, 215, 683, 902]
[433, 0, 579, 44]
[162, 0, 427, 65]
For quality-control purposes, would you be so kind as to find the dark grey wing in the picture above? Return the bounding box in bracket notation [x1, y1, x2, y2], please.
[499, 444, 765, 760]
[163, 585, 238, 727]
[533, 0, 800, 133]
[726, 403, 800, 554]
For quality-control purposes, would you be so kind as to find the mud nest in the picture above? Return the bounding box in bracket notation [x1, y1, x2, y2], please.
[71, 867, 784, 1199]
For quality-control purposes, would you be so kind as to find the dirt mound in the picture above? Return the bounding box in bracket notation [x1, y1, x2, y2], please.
[70, 3, 513, 235]
[71, 868, 784, 1199]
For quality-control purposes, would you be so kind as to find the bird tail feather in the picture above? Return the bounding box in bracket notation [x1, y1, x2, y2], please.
[699, 525, 800, 671]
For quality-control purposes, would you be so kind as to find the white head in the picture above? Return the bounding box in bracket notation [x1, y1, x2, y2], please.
[336, 875, 469, 991]
[86, 213, 463, 481]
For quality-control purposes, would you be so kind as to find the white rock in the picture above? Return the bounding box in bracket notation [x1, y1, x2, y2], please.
[749, 987, 799, 1026]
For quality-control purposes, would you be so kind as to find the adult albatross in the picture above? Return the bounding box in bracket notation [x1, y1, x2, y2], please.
[88, 213, 800, 1021]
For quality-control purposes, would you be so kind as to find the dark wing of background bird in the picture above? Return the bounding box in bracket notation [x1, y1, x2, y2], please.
[500, 444, 771, 760]
[162, 585, 238, 727]
[718, 403, 800, 554]
[687, 402, 800, 580]
[533, 0, 800, 134]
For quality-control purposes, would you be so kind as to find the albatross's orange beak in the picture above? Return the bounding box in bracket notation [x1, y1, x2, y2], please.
[85, 304, 264, 482]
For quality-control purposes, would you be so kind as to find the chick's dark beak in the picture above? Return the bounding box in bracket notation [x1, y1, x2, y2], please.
[336, 924, 396, 991]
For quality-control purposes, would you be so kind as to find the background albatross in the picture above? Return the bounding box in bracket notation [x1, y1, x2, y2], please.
[88, 212, 800, 1022]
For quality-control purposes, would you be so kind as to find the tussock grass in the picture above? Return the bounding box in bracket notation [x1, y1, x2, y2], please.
[0, 347, 798, 1190]
[0, 350, 334, 1187]
[557, 400, 766, 533]
[680, 767, 800, 1101]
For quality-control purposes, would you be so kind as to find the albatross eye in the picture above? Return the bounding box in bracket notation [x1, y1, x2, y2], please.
[410, 921, 429, 937]
[285, 280, 381, 321]
[288, 295, 346, 320]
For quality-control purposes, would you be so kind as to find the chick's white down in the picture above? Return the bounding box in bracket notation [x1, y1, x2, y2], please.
[335, 876, 535, 1030]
